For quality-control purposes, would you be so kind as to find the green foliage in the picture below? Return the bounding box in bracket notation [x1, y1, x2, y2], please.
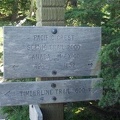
[65, 0, 105, 26]
[99, 39, 120, 107]
[0, 20, 12, 26]
[99, 0, 120, 107]
[0, 0, 30, 14]
[64, 102, 100, 120]
[2, 106, 29, 120]
[65, 102, 120, 120]
[0, 0, 31, 22]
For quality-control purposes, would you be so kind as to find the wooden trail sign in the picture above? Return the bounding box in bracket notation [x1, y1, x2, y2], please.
[0, 78, 102, 106]
[4, 26, 101, 79]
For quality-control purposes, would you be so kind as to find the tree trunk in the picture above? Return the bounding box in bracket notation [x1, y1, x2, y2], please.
[11, 0, 19, 22]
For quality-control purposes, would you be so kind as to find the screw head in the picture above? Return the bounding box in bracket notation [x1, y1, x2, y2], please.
[52, 29, 57, 34]
[51, 83, 56, 88]
[52, 96, 57, 101]
[52, 70, 57, 75]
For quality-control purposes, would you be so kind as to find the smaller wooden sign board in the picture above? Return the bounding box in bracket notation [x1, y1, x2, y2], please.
[0, 78, 102, 106]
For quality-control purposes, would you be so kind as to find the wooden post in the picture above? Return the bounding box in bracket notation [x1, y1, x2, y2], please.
[36, 0, 65, 120]
[36, 0, 65, 26]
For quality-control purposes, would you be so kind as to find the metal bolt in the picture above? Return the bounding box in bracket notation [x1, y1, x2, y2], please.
[52, 70, 57, 75]
[51, 83, 56, 88]
[52, 28, 57, 34]
[52, 96, 57, 101]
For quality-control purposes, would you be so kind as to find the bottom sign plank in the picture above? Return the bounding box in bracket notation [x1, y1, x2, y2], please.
[0, 78, 102, 106]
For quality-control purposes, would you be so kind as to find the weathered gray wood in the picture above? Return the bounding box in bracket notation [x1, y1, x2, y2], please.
[0, 78, 102, 106]
[4, 26, 101, 79]
[36, 1, 65, 120]
[36, 0, 65, 26]
[29, 105, 43, 120]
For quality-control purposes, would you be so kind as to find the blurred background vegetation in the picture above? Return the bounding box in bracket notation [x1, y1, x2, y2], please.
[0, 0, 120, 120]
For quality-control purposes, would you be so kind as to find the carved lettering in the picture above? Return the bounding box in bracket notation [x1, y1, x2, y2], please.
[19, 88, 71, 97]
[27, 44, 47, 51]
[33, 35, 74, 41]
[5, 87, 97, 102]
[48, 45, 65, 50]
[67, 44, 81, 50]
[56, 35, 74, 41]
[64, 62, 75, 69]
[27, 44, 81, 51]
[55, 89, 71, 94]
[57, 53, 80, 59]
[34, 63, 48, 69]
[57, 53, 70, 59]
[34, 35, 48, 41]
[31, 54, 50, 60]
[75, 88, 86, 93]
[74, 87, 96, 94]
[51, 35, 54, 40]
[20, 89, 54, 97]
[29, 53, 80, 61]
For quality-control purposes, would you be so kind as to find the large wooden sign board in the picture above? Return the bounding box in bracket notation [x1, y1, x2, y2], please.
[4, 26, 101, 79]
[0, 78, 102, 106]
